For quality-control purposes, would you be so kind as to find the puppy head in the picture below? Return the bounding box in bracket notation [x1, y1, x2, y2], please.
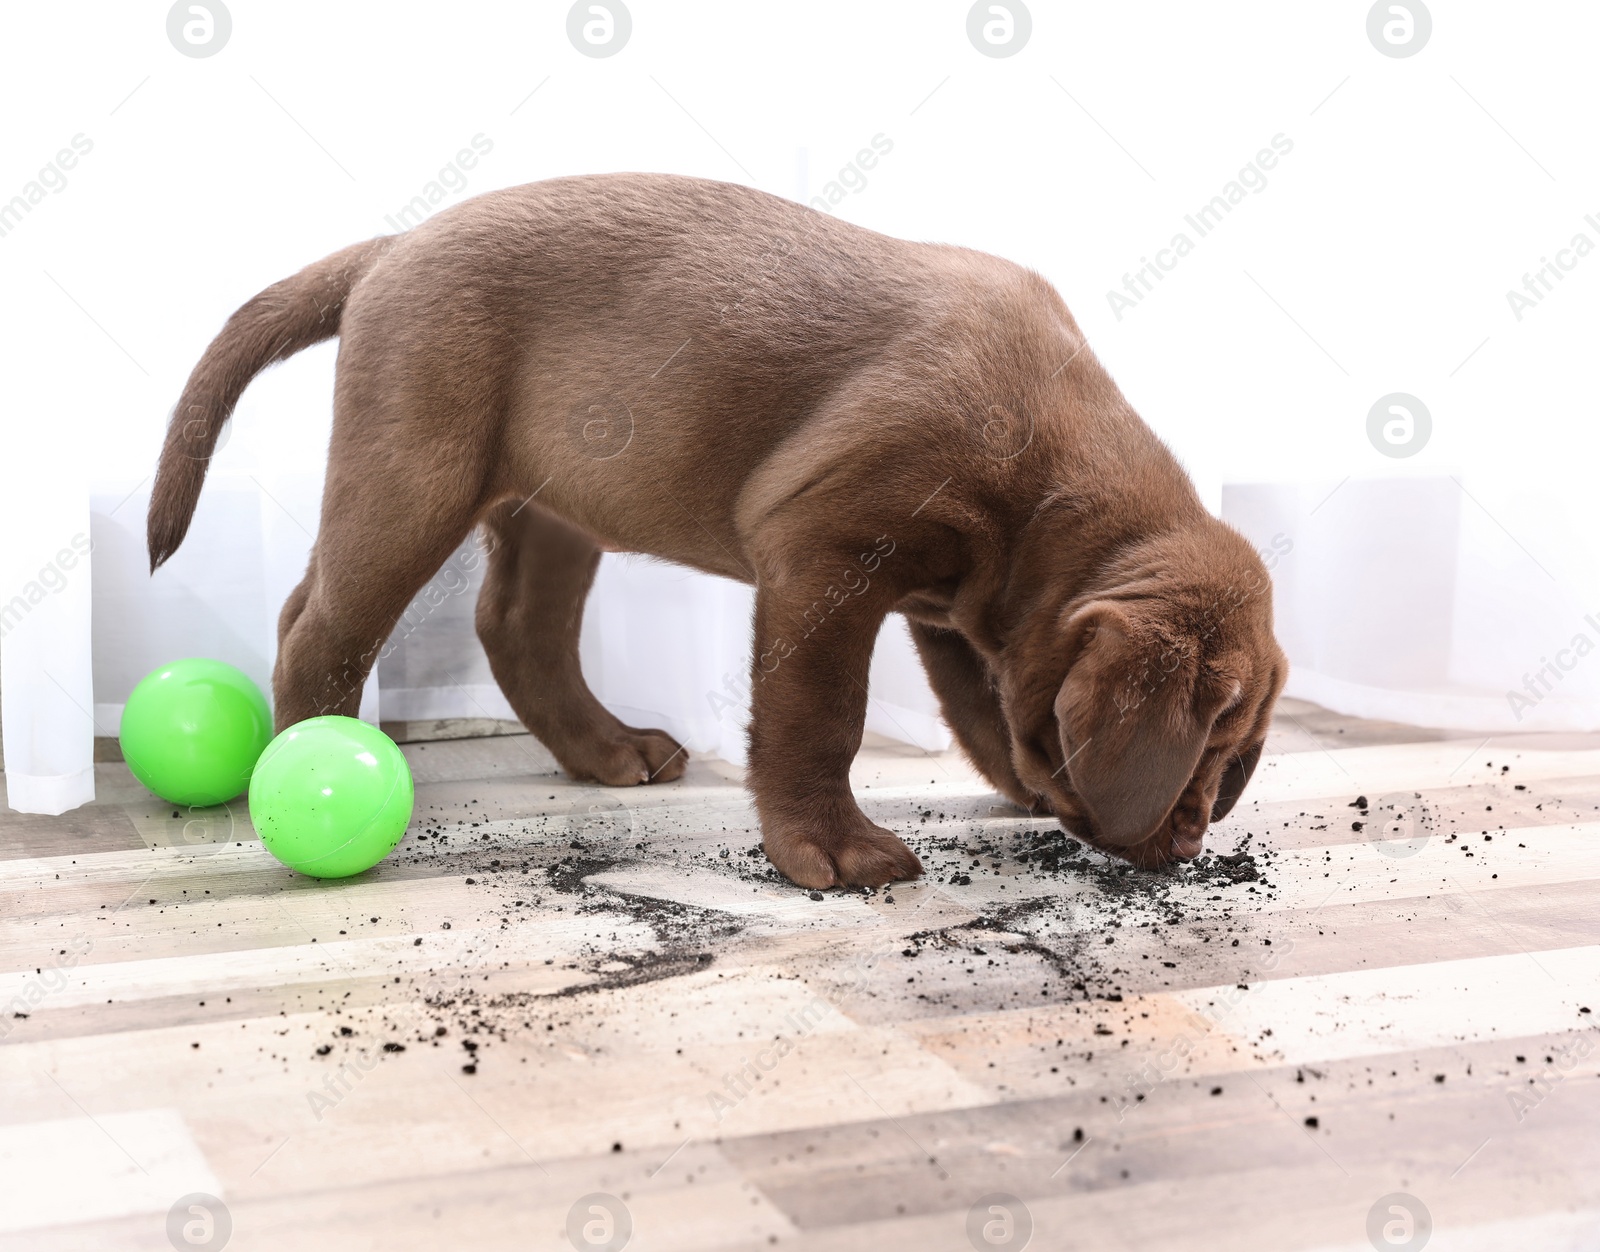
[1003, 525, 1287, 866]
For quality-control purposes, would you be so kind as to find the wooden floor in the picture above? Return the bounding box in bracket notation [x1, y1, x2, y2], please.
[2, 697, 1598, 1250]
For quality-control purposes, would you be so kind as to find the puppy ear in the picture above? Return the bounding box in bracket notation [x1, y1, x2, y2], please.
[1210, 742, 1262, 822]
[1053, 603, 1213, 849]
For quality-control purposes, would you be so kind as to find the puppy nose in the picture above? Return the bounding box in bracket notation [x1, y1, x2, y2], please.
[1169, 829, 1206, 860]
[1169, 797, 1209, 857]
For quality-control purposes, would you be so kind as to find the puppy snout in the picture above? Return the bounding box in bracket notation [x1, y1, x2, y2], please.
[1170, 797, 1210, 849]
[1045, 773, 1220, 868]
[1169, 829, 1206, 861]
[1112, 787, 1213, 867]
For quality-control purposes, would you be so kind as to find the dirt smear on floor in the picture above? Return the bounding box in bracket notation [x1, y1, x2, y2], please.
[310, 789, 1293, 1071]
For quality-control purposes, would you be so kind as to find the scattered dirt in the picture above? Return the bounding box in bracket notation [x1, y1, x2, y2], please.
[300, 788, 1295, 1071]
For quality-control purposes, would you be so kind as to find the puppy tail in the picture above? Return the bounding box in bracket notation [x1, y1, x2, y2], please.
[147, 235, 397, 572]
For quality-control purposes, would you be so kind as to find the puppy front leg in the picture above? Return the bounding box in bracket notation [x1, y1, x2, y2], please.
[908, 621, 1041, 813]
[746, 581, 922, 889]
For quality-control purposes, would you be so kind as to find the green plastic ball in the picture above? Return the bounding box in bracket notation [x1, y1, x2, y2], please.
[249, 716, 414, 878]
[119, 659, 273, 807]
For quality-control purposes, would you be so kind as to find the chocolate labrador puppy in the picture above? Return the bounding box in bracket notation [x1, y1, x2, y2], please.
[149, 173, 1287, 889]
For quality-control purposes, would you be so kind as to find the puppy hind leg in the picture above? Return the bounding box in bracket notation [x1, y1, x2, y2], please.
[272, 472, 481, 734]
[277, 561, 316, 653]
[475, 501, 687, 785]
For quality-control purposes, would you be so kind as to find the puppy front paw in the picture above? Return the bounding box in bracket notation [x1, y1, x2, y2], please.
[762, 814, 922, 889]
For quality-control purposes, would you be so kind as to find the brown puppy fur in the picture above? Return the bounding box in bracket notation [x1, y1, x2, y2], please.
[148, 173, 1288, 888]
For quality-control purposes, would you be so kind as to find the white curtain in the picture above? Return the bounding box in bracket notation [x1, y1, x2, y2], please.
[88, 474, 380, 736]
[82, 471, 949, 775]
[371, 540, 950, 766]
[0, 463, 95, 815]
[1223, 476, 1600, 733]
